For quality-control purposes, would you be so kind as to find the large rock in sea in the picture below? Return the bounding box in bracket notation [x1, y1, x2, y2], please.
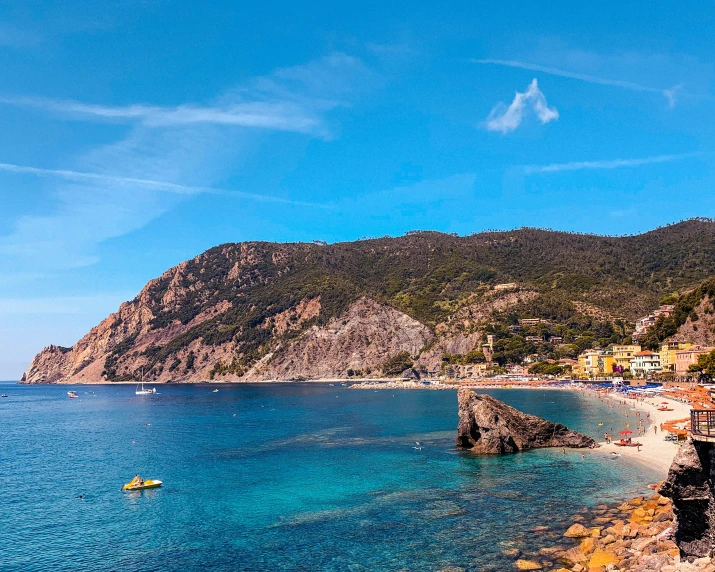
[456, 388, 598, 454]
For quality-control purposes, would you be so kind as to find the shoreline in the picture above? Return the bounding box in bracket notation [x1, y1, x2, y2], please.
[595, 392, 690, 476]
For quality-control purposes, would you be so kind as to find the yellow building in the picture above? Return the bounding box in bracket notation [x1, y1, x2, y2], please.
[659, 341, 692, 373]
[577, 350, 602, 378]
[598, 354, 615, 375]
[611, 344, 641, 371]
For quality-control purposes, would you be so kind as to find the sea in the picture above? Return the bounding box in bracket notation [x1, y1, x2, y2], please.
[0, 382, 661, 571]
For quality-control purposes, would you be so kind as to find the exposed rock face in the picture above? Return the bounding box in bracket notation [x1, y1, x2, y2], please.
[674, 294, 715, 347]
[659, 439, 715, 559]
[456, 389, 598, 453]
[250, 298, 432, 380]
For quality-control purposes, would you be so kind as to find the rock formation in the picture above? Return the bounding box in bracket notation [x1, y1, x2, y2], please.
[456, 388, 598, 453]
[659, 438, 715, 559]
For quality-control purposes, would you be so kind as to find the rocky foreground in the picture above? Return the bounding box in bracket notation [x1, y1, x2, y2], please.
[455, 388, 597, 454]
[498, 490, 708, 572]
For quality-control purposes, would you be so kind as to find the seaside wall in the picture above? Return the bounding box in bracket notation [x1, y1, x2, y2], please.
[660, 439, 715, 559]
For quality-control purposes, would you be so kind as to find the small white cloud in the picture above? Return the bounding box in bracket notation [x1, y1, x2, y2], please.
[663, 84, 682, 108]
[485, 79, 559, 134]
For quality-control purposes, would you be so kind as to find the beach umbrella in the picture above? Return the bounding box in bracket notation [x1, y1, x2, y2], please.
[661, 402, 669, 404]
[620, 430, 632, 435]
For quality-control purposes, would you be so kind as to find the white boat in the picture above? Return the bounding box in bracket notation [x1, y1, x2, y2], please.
[136, 383, 157, 395]
[135, 367, 157, 395]
[67, 391, 78, 399]
[212, 389, 219, 393]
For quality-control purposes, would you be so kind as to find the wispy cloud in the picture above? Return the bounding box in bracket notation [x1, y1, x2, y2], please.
[524, 153, 696, 174]
[0, 161, 325, 206]
[0, 96, 325, 133]
[0, 53, 366, 272]
[0, 53, 370, 136]
[485, 78, 558, 133]
[473, 59, 684, 107]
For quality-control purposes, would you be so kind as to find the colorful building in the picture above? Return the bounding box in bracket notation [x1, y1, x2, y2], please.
[597, 353, 615, 375]
[629, 350, 662, 378]
[659, 341, 692, 373]
[675, 346, 715, 375]
[611, 344, 641, 371]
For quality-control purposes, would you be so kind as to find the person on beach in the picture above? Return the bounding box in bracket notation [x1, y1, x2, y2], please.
[654, 426, 657, 435]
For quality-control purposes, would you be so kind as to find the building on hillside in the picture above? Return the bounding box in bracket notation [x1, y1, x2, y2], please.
[453, 363, 491, 378]
[494, 283, 518, 291]
[633, 305, 676, 341]
[675, 346, 715, 375]
[519, 318, 548, 326]
[611, 344, 641, 371]
[629, 350, 662, 378]
[659, 341, 692, 373]
[482, 334, 496, 363]
[549, 336, 564, 344]
[508, 325, 522, 332]
[525, 335, 544, 343]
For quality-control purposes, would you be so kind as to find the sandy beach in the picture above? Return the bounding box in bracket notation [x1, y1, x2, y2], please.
[596, 392, 691, 475]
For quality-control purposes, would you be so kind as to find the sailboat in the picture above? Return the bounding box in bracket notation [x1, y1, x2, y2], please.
[135, 368, 157, 395]
[135, 384, 157, 395]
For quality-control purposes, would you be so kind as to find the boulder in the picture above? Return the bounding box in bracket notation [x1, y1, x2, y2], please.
[455, 389, 598, 454]
[659, 439, 715, 558]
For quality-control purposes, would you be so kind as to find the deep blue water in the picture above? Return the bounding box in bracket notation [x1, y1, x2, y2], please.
[0, 383, 659, 571]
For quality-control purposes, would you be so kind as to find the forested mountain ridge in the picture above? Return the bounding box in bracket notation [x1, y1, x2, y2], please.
[21, 218, 715, 383]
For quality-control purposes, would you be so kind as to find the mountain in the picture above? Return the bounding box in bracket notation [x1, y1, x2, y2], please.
[21, 218, 715, 384]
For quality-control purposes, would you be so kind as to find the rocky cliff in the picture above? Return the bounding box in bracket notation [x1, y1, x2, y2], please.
[455, 388, 598, 453]
[659, 439, 715, 559]
[21, 220, 715, 384]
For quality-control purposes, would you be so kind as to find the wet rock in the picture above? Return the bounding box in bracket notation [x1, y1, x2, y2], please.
[455, 389, 598, 453]
[514, 559, 542, 570]
[564, 523, 591, 538]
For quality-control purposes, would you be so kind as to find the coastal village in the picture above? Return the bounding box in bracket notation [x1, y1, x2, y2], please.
[432, 300, 714, 386]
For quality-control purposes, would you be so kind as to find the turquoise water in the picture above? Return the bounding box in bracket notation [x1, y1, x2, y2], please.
[1, 383, 659, 571]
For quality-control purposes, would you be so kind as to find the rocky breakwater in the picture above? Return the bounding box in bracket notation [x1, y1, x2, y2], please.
[659, 438, 715, 561]
[455, 388, 597, 454]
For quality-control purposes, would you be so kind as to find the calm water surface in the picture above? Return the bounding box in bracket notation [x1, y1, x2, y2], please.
[0, 383, 659, 571]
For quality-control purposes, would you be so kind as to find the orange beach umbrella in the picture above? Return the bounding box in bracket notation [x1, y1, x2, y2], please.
[619, 430, 632, 435]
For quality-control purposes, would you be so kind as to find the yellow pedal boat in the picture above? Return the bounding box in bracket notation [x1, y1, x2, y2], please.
[121, 476, 163, 491]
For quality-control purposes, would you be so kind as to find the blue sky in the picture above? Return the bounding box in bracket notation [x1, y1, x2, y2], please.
[1, 1, 714, 378]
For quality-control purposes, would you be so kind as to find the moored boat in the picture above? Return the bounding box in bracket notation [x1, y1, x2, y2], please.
[135, 384, 157, 395]
[67, 391, 78, 399]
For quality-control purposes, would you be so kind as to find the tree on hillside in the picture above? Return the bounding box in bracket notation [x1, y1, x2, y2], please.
[381, 351, 414, 376]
